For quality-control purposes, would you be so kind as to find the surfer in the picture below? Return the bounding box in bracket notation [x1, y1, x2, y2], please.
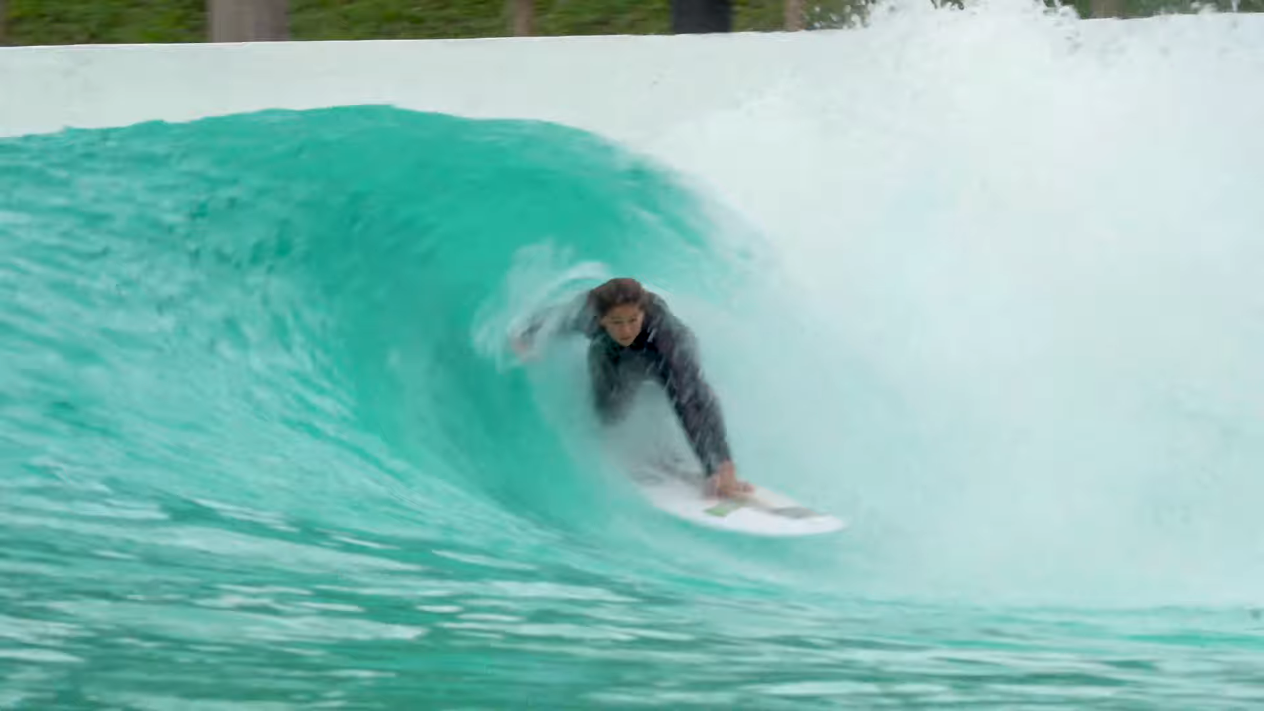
[514, 278, 753, 499]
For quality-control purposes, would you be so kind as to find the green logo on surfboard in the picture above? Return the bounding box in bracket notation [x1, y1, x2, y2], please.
[704, 501, 746, 517]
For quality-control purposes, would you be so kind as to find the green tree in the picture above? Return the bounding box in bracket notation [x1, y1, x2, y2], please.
[1, 0, 1256, 46]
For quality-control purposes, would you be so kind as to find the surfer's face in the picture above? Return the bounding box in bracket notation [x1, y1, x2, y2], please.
[600, 304, 644, 346]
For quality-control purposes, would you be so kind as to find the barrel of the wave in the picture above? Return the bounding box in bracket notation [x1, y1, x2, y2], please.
[515, 278, 848, 538]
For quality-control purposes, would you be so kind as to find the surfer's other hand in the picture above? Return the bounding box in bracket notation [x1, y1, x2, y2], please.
[706, 461, 752, 499]
[510, 334, 535, 361]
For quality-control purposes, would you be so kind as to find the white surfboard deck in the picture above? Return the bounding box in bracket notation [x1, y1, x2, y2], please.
[625, 457, 848, 537]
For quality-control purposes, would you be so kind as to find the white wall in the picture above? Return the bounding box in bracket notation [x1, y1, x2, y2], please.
[0, 32, 839, 146]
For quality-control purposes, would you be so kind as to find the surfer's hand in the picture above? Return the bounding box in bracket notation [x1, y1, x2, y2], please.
[510, 334, 535, 361]
[707, 462, 753, 499]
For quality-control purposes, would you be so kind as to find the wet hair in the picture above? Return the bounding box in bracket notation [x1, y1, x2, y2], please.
[588, 278, 647, 317]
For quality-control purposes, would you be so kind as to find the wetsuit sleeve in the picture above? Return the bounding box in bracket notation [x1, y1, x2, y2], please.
[655, 317, 733, 476]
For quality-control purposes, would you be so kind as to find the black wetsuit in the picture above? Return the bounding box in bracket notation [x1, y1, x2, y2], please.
[554, 292, 733, 476]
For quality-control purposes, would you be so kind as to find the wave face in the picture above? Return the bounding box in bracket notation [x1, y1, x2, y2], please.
[4, 7, 1264, 710]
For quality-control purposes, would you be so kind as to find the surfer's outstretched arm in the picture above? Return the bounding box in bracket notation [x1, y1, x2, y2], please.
[512, 293, 596, 354]
[655, 321, 733, 477]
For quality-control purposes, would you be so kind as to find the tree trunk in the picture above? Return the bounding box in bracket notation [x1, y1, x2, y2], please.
[672, 0, 733, 34]
[208, 0, 289, 42]
[508, 0, 534, 36]
[785, 0, 805, 30]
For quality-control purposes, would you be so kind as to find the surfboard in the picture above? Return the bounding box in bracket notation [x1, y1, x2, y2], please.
[625, 456, 848, 537]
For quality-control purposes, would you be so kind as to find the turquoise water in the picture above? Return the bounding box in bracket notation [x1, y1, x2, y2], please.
[4, 11, 1264, 708]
